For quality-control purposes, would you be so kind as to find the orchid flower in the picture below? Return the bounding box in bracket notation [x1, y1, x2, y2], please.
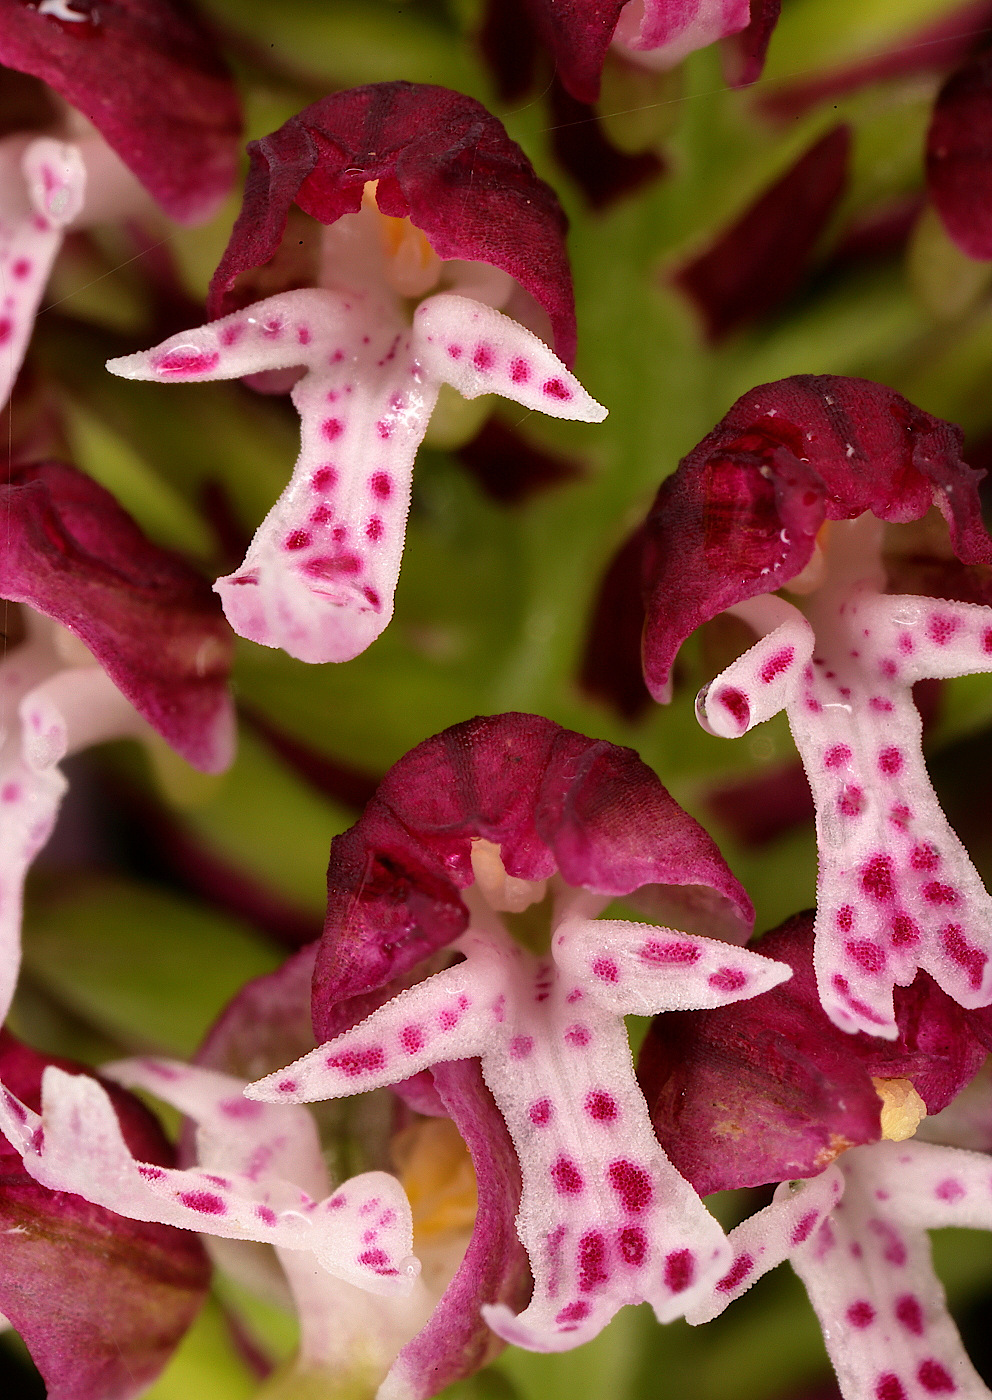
[481, 0, 782, 104]
[3, 944, 529, 1400]
[238, 713, 793, 1351]
[106, 82, 607, 665]
[0, 0, 241, 409]
[0, 460, 235, 1028]
[642, 914, 992, 1400]
[0, 1028, 210, 1400]
[640, 375, 992, 1039]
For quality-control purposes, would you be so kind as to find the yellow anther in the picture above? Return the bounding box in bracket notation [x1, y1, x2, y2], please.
[363, 180, 440, 298]
[392, 1117, 477, 1245]
[470, 837, 548, 915]
[872, 1077, 927, 1142]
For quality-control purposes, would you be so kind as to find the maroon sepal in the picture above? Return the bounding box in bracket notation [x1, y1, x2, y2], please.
[722, 0, 782, 87]
[208, 82, 577, 366]
[638, 912, 992, 1193]
[578, 523, 652, 721]
[641, 376, 992, 699]
[0, 461, 234, 772]
[457, 417, 584, 505]
[0, 1029, 209, 1400]
[671, 126, 850, 342]
[927, 48, 992, 260]
[548, 77, 666, 212]
[0, 0, 242, 222]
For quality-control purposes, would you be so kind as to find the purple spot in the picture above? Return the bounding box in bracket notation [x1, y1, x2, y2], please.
[641, 938, 700, 965]
[375, 420, 393, 441]
[138, 1164, 164, 1180]
[608, 1160, 652, 1213]
[862, 855, 895, 902]
[364, 586, 381, 609]
[943, 925, 987, 989]
[837, 906, 854, 932]
[918, 1361, 955, 1394]
[220, 1096, 263, 1120]
[664, 1249, 695, 1294]
[890, 804, 912, 829]
[1, 783, 21, 803]
[870, 696, 894, 712]
[154, 347, 219, 376]
[923, 882, 958, 906]
[179, 1190, 226, 1215]
[876, 1378, 906, 1400]
[473, 344, 494, 370]
[838, 785, 865, 817]
[0, 320, 11, 348]
[256, 1204, 277, 1225]
[878, 747, 903, 775]
[446, 343, 463, 359]
[895, 1294, 923, 1334]
[718, 687, 750, 729]
[618, 1225, 647, 1267]
[510, 357, 530, 383]
[305, 552, 362, 578]
[847, 1300, 876, 1328]
[760, 647, 795, 683]
[791, 1210, 819, 1245]
[285, 530, 310, 550]
[912, 844, 940, 872]
[983, 628, 992, 654]
[592, 957, 619, 982]
[825, 744, 852, 769]
[366, 516, 384, 542]
[530, 1098, 553, 1125]
[846, 940, 886, 973]
[566, 988, 583, 1003]
[510, 1035, 533, 1059]
[578, 1231, 609, 1291]
[12, 259, 31, 279]
[709, 966, 747, 993]
[328, 1047, 386, 1077]
[564, 1024, 591, 1047]
[543, 377, 572, 401]
[935, 1178, 965, 1202]
[322, 418, 344, 442]
[555, 1300, 590, 1325]
[716, 1254, 753, 1291]
[220, 322, 244, 346]
[400, 1024, 424, 1054]
[928, 614, 960, 646]
[311, 504, 333, 525]
[869, 1218, 907, 1266]
[359, 1248, 395, 1274]
[312, 466, 338, 491]
[898, 632, 914, 655]
[370, 472, 392, 499]
[551, 1156, 584, 1195]
[586, 1090, 617, 1122]
[891, 915, 919, 947]
[277, 1078, 297, 1093]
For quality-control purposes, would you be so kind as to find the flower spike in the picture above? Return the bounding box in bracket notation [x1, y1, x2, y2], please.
[109, 291, 605, 664]
[641, 376, 992, 1036]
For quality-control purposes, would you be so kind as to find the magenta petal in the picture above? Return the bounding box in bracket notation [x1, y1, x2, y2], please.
[639, 912, 991, 1193]
[208, 82, 576, 365]
[313, 713, 753, 1032]
[381, 1060, 530, 1399]
[0, 1030, 209, 1400]
[0, 0, 242, 223]
[927, 49, 992, 260]
[0, 462, 235, 772]
[641, 375, 991, 699]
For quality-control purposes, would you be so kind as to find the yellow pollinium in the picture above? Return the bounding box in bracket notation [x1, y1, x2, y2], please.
[872, 1076, 927, 1142]
[392, 1116, 478, 1246]
[363, 180, 440, 298]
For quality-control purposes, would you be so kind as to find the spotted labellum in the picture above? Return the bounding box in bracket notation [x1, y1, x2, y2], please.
[641, 375, 992, 1038]
[245, 713, 793, 1350]
[645, 915, 992, 1400]
[108, 83, 606, 666]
